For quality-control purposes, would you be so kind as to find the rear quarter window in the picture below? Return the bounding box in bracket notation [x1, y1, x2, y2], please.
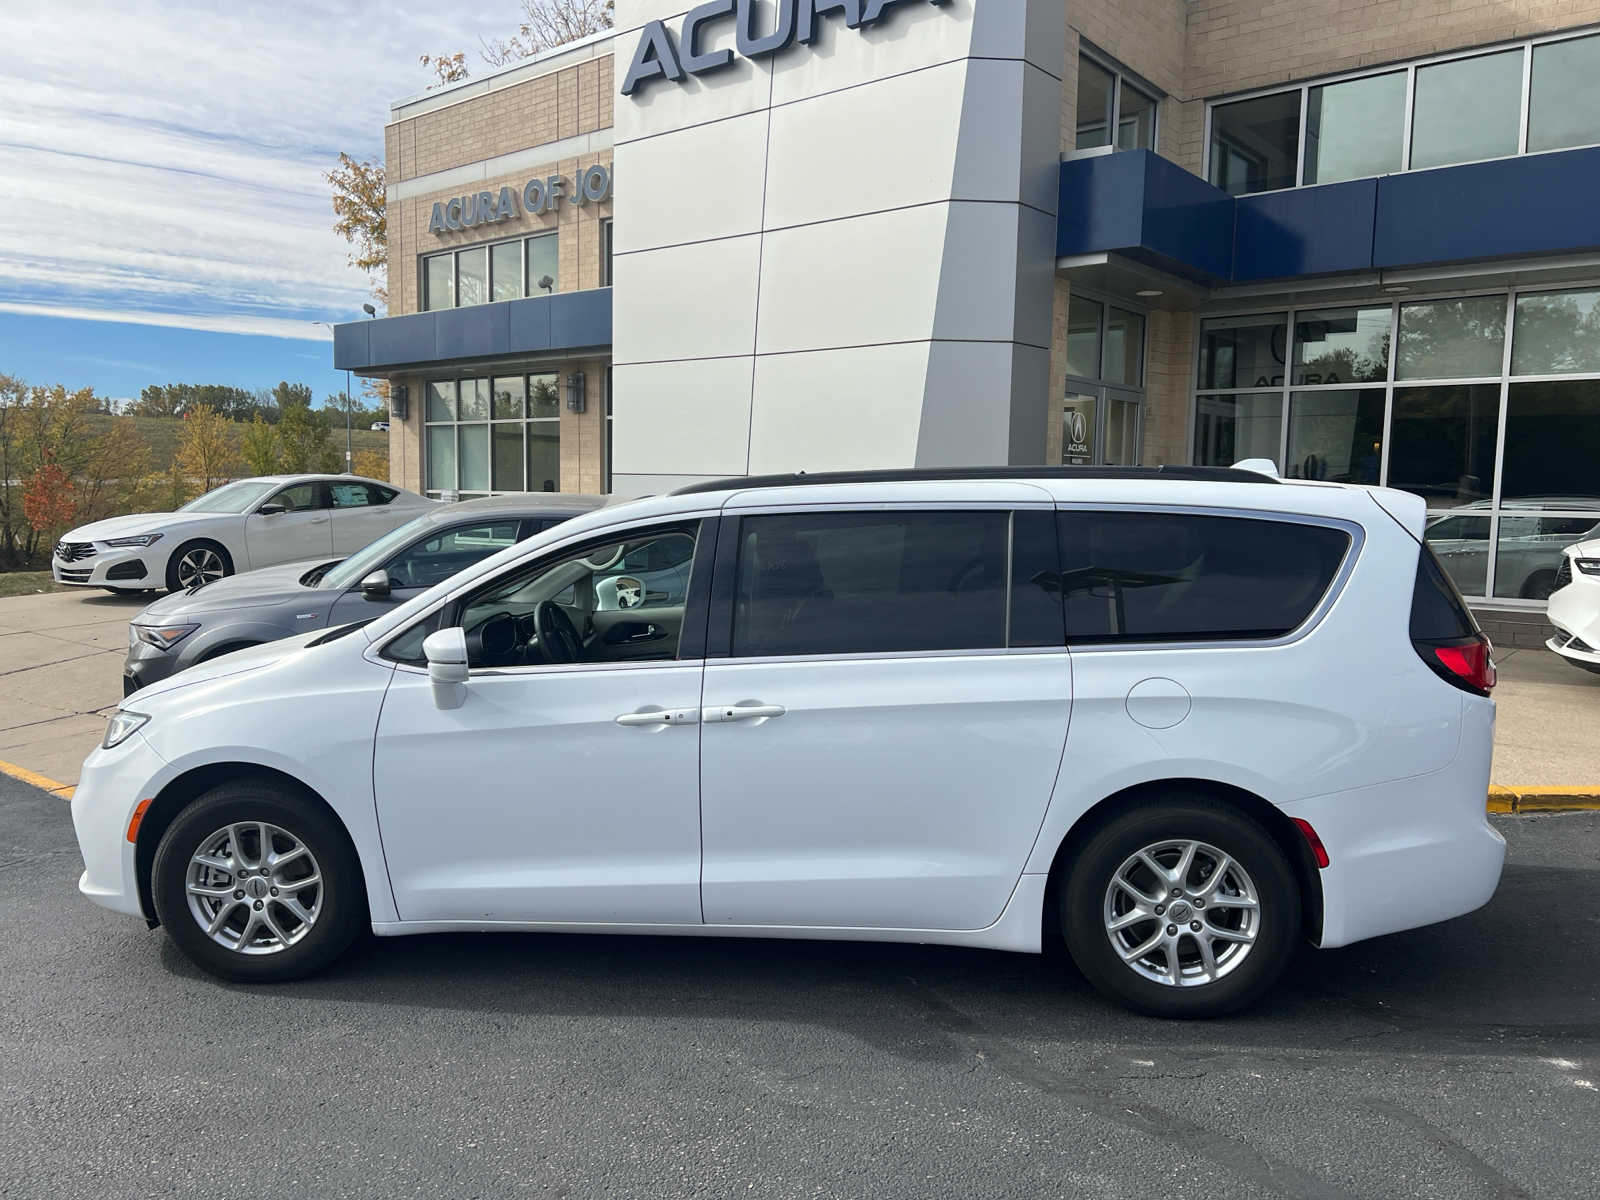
[1058, 510, 1351, 643]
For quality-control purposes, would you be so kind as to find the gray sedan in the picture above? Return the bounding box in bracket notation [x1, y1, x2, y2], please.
[122, 494, 604, 694]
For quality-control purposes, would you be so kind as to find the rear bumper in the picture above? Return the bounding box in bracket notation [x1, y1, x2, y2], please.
[1282, 696, 1502, 949]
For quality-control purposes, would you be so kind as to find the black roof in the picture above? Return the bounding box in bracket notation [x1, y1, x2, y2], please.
[671, 465, 1277, 496]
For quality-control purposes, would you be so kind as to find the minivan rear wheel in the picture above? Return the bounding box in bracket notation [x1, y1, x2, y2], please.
[1061, 798, 1300, 1018]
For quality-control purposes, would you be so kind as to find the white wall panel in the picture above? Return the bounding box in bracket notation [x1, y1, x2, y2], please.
[612, 357, 755, 477]
[612, 235, 762, 363]
[767, 0, 977, 107]
[969, 0, 1066, 73]
[617, 51, 774, 144]
[612, 111, 770, 252]
[914, 342, 1037, 466]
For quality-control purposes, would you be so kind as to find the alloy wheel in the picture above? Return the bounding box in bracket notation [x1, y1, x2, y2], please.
[176, 547, 226, 589]
[1102, 838, 1260, 987]
[185, 822, 323, 955]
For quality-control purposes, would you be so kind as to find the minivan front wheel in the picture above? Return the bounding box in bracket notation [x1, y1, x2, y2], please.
[1062, 799, 1300, 1018]
[151, 780, 365, 982]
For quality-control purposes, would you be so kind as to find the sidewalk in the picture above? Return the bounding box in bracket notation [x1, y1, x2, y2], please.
[0, 589, 1596, 792]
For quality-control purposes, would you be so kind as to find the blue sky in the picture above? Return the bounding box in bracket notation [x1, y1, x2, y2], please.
[0, 0, 512, 407]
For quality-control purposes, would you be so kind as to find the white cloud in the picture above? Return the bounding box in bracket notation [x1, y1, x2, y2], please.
[0, 301, 332, 342]
[0, 0, 518, 327]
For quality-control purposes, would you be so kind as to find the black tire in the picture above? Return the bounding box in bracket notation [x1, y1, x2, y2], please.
[1060, 796, 1301, 1018]
[1520, 570, 1557, 601]
[164, 539, 233, 593]
[151, 779, 366, 983]
[198, 641, 261, 663]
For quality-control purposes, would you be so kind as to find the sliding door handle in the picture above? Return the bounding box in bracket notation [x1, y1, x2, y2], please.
[615, 708, 699, 728]
[704, 703, 786, 723]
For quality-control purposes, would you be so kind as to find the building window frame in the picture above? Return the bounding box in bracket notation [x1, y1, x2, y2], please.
[1062, 288, 1150, 467]
[421, 230, 560, 312]
[1075, 44, 1162, 154]
[1189, 280, 1600, 607]
[1201, 24, 1600, 196]
[599, 218, 614, 288]
[424, 372, 562, 498]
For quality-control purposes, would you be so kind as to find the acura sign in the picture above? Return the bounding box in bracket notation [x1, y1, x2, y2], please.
[621, 0, 952, 97]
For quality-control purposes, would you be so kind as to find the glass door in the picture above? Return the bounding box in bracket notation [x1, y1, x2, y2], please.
[1104, 388, 1143, 466]
[1062, 393, 1098, 465]
[1062, 388, 1143, 466]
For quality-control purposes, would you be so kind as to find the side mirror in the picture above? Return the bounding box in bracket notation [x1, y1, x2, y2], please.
[257, 503, 286, 516]
[360, 569, 392, 600]
[422, 626, 469, 710]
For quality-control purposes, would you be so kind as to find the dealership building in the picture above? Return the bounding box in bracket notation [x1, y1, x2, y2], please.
[335, 0, 1600, 627]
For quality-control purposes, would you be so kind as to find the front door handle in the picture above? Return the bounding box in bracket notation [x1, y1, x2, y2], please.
[615, 707, 699, 728]
[704, 703, 786, 723]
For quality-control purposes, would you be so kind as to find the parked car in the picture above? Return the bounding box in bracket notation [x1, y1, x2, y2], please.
[121, 494, 605, 694]
[1547, 535, 1600, 674]
[1425, 499, 1600, 600]
[371, 422, 389, 432]
[71, 466, 1502, 1018]
[52, 475, 432, 594]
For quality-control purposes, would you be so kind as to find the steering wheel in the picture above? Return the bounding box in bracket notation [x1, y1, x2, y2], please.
[534, 600, 583, 664]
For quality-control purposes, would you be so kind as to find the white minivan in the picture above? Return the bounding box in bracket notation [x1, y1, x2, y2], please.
[71, 467, 1503, 1017]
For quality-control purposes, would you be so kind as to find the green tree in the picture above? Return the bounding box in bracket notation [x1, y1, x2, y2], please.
[240, 414, 281, 476]
[176, 405, 238, 492]
[278, 402, 341, 474]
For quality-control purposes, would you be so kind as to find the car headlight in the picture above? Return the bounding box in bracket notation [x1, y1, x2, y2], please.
[104, 533, 162, 548]
[102, 710, 150, 750]
[1577, 558, 1600, 576]
[132, 622, 198, 651]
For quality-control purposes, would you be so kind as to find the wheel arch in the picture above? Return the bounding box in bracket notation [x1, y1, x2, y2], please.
[1038, 777, 1325, 950]
[134, 762, 367, 926]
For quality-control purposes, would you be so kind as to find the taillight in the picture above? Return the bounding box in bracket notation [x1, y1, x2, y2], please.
[1416, 635, 1496, 695]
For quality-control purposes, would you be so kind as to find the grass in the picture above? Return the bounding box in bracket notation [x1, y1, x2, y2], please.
[87, 414, 390, 471]
[0, 571, 69, 598]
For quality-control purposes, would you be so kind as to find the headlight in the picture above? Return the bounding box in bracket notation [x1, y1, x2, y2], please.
[102, 710, 150, 750]
[132, 622, 198, 651]
[1577, 558, 1600, 576]
[104, 533, 162, 548]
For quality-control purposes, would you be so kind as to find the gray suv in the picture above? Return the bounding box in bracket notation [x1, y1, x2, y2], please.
[123, 494, 604, 693]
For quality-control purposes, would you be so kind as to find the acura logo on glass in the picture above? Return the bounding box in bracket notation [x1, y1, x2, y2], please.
[1067, 410, 1089, 447]
[621, 0, 952, 97]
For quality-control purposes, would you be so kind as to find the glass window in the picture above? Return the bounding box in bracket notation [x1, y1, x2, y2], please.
[1494, 513, 1600, 601]
[1395, 297, 1506, 380]
[388, 521, 521, 591]
[526, 233, 558, 294]
[1286, 389, 1385, 484]
[456, 526, 700, 668]
[427, 427, 456, 492]
[1193, 392, 1282, 467]
[1303, 71, 1406, 185]
[1075, 57, 1114, 149]
[1057, 511, 1350, 643]
[1423, 513, 1491, 597]
[1387, 384, 1501, 506]
[1529, 35, 1600, 154]
[491, 241, 522, 303]
[426, 381, 456, 422]
[1502, 380, 1600, 504]
[329, 482, 375, 508]
[1512, 288, 1600, 375]
[1066, 296, 1102, 379]
[456, 246, 488, 308]
[270, 482, 321, 512]
[529, 373, 561, 418]
[492, 424, 523, 491]
[600, 219, 614, 287]
[1104, 308, 1144, 386]
[491, 376, 525, 420]
[1118, 83, 1157, 151]
[1198, 313, 1287, 389]
[458, 424, 490, 492]
[1411, 543, 1480, 641]
[1062, 394, 1097, 465]
[730, 512, 1009, 658]
[1209, 91, 1301, 196]
[1293, 306, 1390, 384]
[1410, 50, 1523, 170]
[458, 377, 490, 421]
[528, 424, 560, 492]
[424, 254, 453, 312]
[1010, 511, 1065, 649]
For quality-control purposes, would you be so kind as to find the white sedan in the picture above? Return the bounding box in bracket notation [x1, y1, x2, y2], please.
[52, 475, 434, 594]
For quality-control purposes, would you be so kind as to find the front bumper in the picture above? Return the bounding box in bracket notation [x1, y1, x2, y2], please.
[122, 639, 184, 695]
[1547, 571, 1600, 665]
[1281, 696, 1503, 949]
[70, 731, 170, 918]
[52, 546, 159, 588]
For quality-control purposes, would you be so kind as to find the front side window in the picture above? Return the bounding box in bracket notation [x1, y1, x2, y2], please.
[730, 511, 1010, 658]
[269, 482, 322, 512]
[1058, 511, 1350, 643]
[385, 520, 521, 591]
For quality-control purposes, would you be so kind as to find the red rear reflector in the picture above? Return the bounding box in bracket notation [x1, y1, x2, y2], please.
[126, 799, 153, 844]
[1433, 639, 1496, 693]
[1292, 817, 1330, 869]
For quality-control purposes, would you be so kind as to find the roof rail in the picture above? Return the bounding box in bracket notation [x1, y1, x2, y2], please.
[671, 465, 1279, 496]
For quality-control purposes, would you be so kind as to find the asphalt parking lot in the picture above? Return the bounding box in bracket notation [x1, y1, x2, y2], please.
[2, 774, 1597, 1200]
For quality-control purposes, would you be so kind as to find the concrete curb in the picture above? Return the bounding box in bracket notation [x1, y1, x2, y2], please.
[1488, 786, 1600, 814]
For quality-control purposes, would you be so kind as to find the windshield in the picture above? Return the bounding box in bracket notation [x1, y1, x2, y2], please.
[318, 515, 434, 590]
[178, 480, 279, 514]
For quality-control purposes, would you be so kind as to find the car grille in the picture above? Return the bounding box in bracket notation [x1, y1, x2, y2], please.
[54, 541, 95, 562]
[1555, 557, 1573, 590]
[57, 567, 94, 583]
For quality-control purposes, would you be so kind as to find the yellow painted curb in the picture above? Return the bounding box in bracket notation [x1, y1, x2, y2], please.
[0, 757, 73, 799]
[1490, 785, 1600, 813]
